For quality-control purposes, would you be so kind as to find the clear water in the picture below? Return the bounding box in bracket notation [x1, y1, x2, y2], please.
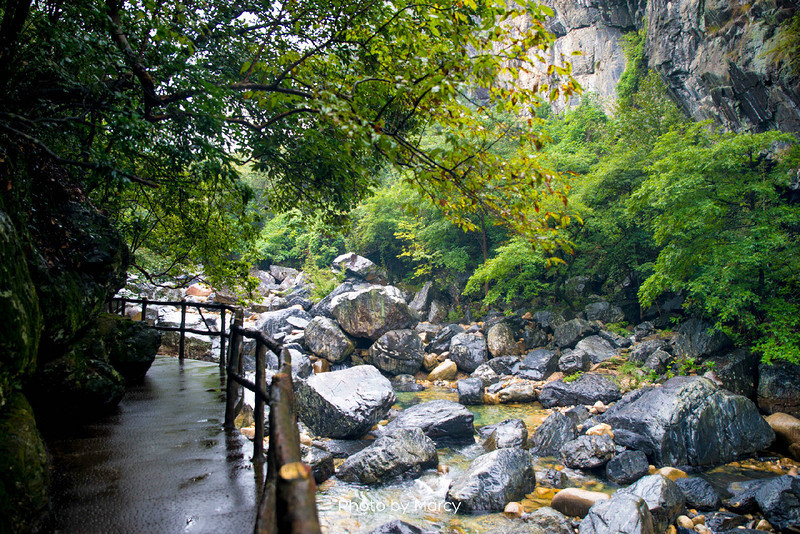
[240, 380, 790, 533]
[316, 386, 564, 533]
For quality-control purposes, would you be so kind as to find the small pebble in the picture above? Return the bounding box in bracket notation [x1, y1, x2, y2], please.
[586, 423, 614, 438]
[677, 515, 694, 529]
[694, 524, 711, 534]
[666, 526, 677, 534]
[756, 519, 773, 531]
[656, 466, 688, 481]
[504, 502, 524, 518]
[692, 515, 705, 526]
[438, 465, 449, 474]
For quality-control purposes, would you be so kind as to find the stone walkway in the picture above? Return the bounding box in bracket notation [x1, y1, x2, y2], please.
[47, 356, 260, 533]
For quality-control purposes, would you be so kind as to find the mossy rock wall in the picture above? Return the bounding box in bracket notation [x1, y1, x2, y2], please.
[0, 210, 42, 411]
[0, 392, 49, 534]
[95, 313, 161, 383]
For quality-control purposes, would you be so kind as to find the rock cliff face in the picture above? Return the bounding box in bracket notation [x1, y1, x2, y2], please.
[646, 0, 799, 132]
[542, 0, 642, 111]
[512, 0, 800, 132]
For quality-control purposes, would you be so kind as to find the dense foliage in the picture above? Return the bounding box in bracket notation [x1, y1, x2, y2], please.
[274, 38, 796, 362]
[2, 2, 797, 361]
[0, 0, 577, 291]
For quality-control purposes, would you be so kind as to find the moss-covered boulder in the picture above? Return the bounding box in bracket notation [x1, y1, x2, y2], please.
[0, 392, 49, 534]
[28, 200, 128, 354]
[95, 314, 160, 383]
[0, 210, 42, 410]
[31, 331, 126, 423]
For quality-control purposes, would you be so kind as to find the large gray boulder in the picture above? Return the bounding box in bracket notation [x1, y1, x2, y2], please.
[310, 279, 371, 318]
[294, 365, 395, 439]
[524, 507, 573, 534]
[97, 314, 160, 383]
[409, 281, 434, 317]
[606, 450, 649, 485]
[579, 492, 654, 534]
[628, 339, 666, 365]
[554, 318, 597, 348]
[269, 265, 299, 282]
[560, 434, 617, 470]
[332, 252, 388, 284]
[539, 373, 622, 408]
[449, 332, 488, 373]
[704, 348, 759, 398]
[471, 363, 501, 387]
[621, 475, 685, 534]
[366, 329, 424, 376]
[754, 475, 800, 532]
[426, 323, 465, 354]
[336, 428, 438, 484]
[331, 285, 414, 340]
[303, 316, 354, 363]
[254, 307, 313, 339]
[486, 322, 516, 357]
[382, 399, 474, 446]
[758, 361, 800, 417]
[643, 349, 672, 375]
[457, 377, 484, 405]
[675, 477, 722, 511]
[481, 418, 528, 451]
[529, 412, 578, 457]
[445, 448, 536, 513]
[517, 349, 558, 381]
[559, 349, 591, 374]
[599, 376, 775, 467]
[575, 335, 617, 364]
[674, 318, 731, 359]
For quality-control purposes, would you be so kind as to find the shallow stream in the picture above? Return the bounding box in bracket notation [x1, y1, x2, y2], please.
[315, 386, 609, 533]
[244, 381, 792, 534]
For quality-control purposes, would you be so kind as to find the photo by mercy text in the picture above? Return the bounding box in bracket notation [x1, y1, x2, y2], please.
[337, 498, 462, 515]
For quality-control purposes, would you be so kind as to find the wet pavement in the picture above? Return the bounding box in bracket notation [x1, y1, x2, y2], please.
[46, 356, 260, 533]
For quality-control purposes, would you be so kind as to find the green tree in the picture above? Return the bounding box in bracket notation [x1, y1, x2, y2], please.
[631, 124, 800, 362]
[0, 0, 578, 287]
[464, 235, 550, 306]
[566, 71, 685, 291]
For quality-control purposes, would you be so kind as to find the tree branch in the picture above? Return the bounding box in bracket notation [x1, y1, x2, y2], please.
[0, 121, 158, 187]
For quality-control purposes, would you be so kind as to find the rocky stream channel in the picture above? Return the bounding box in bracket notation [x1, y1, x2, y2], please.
[121, 253, 800, 534]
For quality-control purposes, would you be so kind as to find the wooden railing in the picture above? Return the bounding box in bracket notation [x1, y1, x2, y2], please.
[108, 297, 237, 366]
[107, 296, 321, 534]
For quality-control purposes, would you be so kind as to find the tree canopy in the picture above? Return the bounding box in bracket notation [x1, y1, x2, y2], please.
[0, 0, 577, 287]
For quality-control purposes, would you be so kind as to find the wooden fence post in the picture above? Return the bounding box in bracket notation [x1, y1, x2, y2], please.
[141, 297, 148, 323]
[224, 311, 244, 430]
[179, 301, 186, 361]
[255, 348, 321, 534]
[219, 307, 227, 370]
[253, 338, 267, 464]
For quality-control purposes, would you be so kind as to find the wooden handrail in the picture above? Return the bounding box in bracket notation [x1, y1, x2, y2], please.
[107, 295, 320, 532]
[255, 349, 321, 534]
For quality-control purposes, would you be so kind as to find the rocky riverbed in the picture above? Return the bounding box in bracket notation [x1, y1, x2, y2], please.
[121, 253, 800, 534]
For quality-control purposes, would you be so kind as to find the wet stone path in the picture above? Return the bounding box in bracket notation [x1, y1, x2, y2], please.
[46, 356, 259, 533]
